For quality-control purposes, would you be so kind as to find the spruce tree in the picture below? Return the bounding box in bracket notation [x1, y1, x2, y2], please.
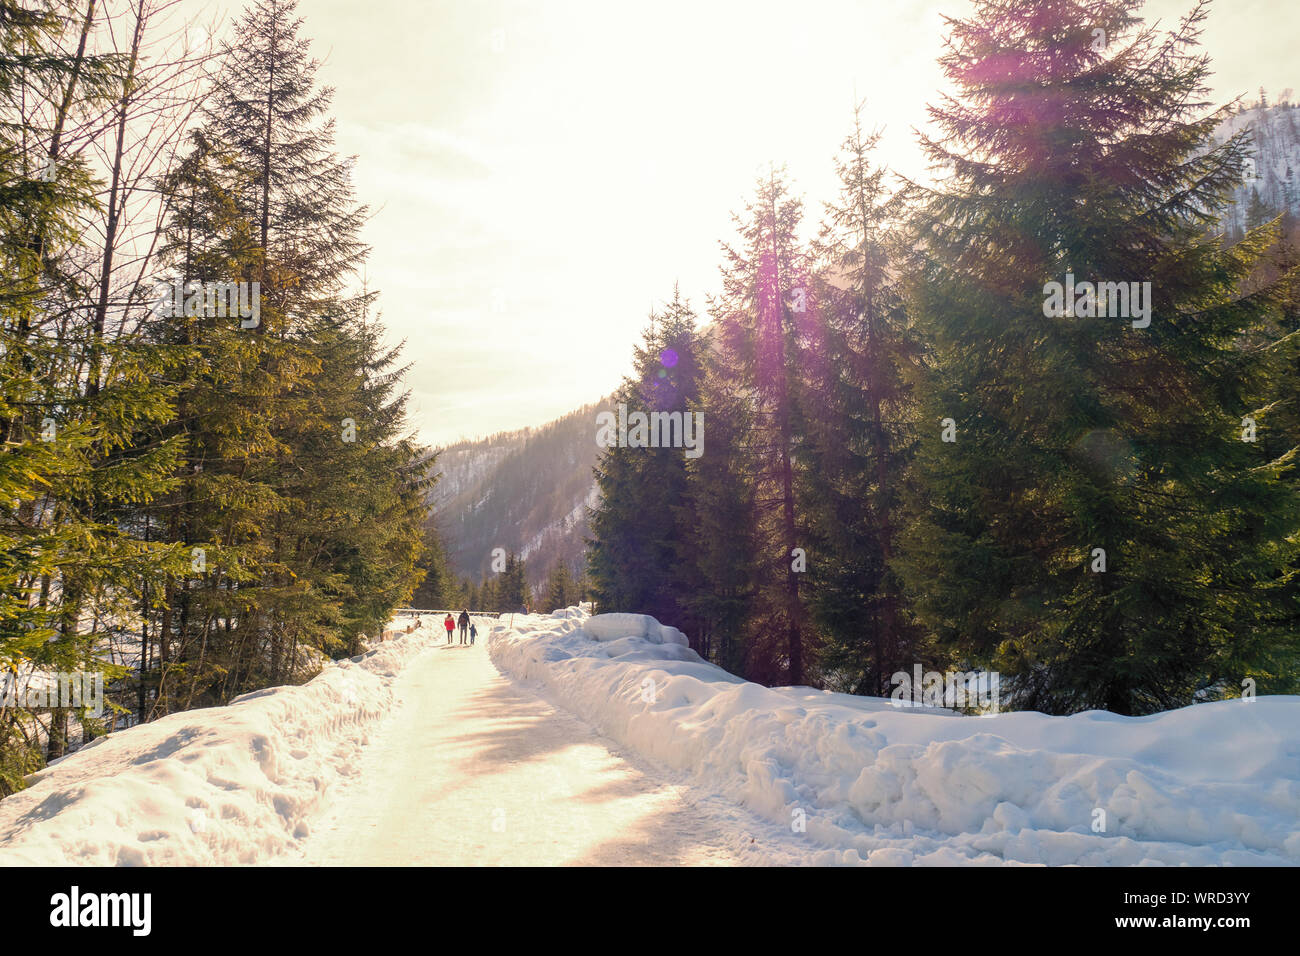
[706, 168, 812, 684]
[686, 358, 759, 672]
[543, 562, 575, 612]
[803, 106, 923, 694]
[140, 0, 427, 708]
[587, 289, 705, 636]
[497, 552, 528, 611]
[1, 0, 183, 769]
[897, 0, 1300, 714]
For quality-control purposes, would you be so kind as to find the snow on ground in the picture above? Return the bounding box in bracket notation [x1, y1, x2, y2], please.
[0, 613, 795, 866]
[0, 627, 430, 866]
[291, 619, 792, 866]
[3, 606, 1295, 867]
[490, 608, 1300, 866]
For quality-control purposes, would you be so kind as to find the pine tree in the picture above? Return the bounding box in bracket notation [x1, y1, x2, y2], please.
[139, 0, 427, 709]
[706, 168, 812, 684]
[1246, 186, 1273, 233]
[803, 105, 923, 694]
[587, 289, 705, 637]
[686, 359, 759, 672]
[1, 0, 187, 773]
[497, 552, 529, 611]
[411, 519, 454, 611]
[896, 0, 1300, 714]
[543, 562, 574, 612]
[478, 574, 499, 613]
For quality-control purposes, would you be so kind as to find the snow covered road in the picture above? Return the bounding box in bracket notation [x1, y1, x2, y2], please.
[294, 626, 786, 865]
[3, 609, 1294, 866]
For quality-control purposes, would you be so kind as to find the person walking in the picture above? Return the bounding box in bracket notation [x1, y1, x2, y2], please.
[443, 613, 455, 644]
[457, 609, 471, 645]
[469, 622, 477, 645]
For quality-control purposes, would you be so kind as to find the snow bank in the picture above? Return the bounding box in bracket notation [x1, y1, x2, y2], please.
[581, 612, 689, 646]
[489, 609, 1300, 866]
[0, 625, 432, 866]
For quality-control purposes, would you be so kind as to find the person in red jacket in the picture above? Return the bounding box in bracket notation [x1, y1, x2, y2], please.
[443, 613, 455, 644]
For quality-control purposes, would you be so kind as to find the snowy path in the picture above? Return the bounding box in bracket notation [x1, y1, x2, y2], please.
[3, 610, 1292, 866]
[294, 629, 783, 866]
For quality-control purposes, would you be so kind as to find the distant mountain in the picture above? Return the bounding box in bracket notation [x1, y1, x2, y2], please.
[430, 401, 605, 589]
[1213, 96, 1300, 231]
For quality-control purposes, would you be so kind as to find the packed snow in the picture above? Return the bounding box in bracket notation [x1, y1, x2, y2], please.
[291, 619, 778, 866]
[490, 608, 1300, 866]
[0, 626, 431, 866]
[2, 608, 1295, 866]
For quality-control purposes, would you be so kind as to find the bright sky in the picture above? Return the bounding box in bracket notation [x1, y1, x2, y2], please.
[194, 0, 1298, 447]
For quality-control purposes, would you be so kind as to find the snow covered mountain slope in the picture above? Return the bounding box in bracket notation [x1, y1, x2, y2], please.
[430, 401, 604, 588]
[490, 609, 1300, 866]
[1214, 98, 1300, 231]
